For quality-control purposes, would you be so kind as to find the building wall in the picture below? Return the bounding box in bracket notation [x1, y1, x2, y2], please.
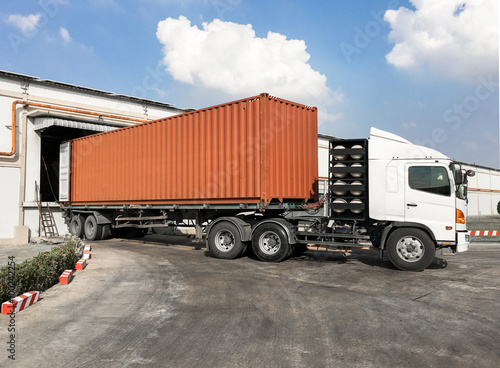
[0, 73, 184, 244]
[462, 163, 500, 216]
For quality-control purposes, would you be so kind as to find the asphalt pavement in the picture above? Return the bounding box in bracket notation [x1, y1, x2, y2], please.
[0, 235, 499, 368]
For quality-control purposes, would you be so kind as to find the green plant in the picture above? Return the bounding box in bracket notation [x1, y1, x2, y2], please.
[0, 235, 85, 303]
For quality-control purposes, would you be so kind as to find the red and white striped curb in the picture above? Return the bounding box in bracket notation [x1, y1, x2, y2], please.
[75, 258, 87, 271]
[59, 269, 74, 285]
[1, 291, 40, 314]
[83, 246, 91, 260]
[469, 231, 500, 236]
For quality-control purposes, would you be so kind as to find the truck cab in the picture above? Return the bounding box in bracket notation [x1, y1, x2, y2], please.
[366, 128, 471, 268]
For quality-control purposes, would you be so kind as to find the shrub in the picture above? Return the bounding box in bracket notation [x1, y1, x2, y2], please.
[0, 235, 84, 303]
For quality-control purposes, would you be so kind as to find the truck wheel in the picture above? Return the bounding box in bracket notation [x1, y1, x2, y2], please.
[101, 224, 112, 240]
[386, 228, 436, 271]
[84, 215, 102, 241]
[209, 222, 245, 259]
[252, 224, 291, 262]
[69, 215, 84, 238]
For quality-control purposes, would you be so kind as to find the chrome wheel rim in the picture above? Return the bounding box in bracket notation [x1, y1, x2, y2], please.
[214, 230, 235, 252]
[396, 236, 424, 262]
[259, 231, 281, 255]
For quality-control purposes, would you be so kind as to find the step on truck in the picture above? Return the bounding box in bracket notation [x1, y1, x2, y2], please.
[59, 93, 473, 271]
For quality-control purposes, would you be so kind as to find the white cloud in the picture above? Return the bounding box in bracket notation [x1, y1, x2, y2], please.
[60, 27, 71, 44]
[319, 109, 344, 126]
[156, 16, 342, 110]
[7, 13, 41, 33]
[384, 0, 499, 82]
[153, 87, 166, 97]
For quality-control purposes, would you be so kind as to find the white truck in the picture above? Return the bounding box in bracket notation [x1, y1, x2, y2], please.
[202, 127, 473, 271]
[322, 127, 473, 271]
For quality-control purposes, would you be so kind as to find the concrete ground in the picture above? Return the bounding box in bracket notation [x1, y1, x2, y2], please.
[0, 235, 498, 368]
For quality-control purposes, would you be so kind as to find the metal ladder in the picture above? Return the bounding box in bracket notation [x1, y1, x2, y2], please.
[36, 181, 58, 237]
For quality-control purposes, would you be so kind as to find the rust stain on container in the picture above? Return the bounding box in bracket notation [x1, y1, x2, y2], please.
[68, 93, 318, 205]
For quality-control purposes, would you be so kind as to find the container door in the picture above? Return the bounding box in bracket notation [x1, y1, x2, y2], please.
[59, 142, 71, 202]
[404, 163, 455, 241]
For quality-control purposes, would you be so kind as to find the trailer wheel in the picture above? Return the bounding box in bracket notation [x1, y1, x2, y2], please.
[209, 222, 244, 259]
[252, 224, 291, 262]
[84, 215, 102, 241]
[386, 228, 436, 271]
[101, 224, 112, 240]
[69, 215, 84, 238]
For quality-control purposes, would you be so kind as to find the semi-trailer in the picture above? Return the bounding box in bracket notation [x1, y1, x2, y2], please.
[59, 93, 473, 271]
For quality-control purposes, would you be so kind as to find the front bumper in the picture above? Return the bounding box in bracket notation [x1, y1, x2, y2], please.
[454, 231, 470, 253]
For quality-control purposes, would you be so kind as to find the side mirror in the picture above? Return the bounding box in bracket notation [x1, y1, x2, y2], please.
[466, 170, 475, 177]
[454, 170, 463, 185]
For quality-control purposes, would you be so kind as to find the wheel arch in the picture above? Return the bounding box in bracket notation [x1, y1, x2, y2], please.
[206, 217, 252, 251]
[380, 222, 437, 250]
[250, 218, 297, 245]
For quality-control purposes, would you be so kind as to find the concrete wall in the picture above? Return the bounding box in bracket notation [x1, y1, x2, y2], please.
[0, 73, 184, 244]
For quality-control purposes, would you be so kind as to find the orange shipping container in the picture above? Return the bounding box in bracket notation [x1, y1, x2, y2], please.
[67, 93, 318, 205]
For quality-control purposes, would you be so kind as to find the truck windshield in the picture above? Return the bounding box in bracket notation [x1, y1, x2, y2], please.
[451, 163, 467, 200]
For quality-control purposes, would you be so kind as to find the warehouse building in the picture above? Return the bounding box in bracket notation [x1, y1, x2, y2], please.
[0, 71, 498, 244]
[458, 162, 500, 216]
[0, 71, 187, 244]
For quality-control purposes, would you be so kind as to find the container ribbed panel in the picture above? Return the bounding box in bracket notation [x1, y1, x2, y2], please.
[69, 94, 318, 205]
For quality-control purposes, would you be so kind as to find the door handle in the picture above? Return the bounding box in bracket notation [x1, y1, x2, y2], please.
[407, 203, 418, 207]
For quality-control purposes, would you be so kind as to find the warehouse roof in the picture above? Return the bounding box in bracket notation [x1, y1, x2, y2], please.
[0, 70, 190, 112]
[455, 161, 500, 173]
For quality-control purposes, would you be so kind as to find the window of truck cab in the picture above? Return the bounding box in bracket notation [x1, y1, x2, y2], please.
[408, 166, 451, 196]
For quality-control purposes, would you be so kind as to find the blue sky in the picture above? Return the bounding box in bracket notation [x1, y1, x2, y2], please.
[1, 0, 498, 167]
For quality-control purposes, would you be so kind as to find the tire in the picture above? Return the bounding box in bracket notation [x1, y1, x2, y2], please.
[84, 215, 102, 241]
[101, 224, 112, 240]
[69, 215, 84, 238]
[386, 228, 436, 271]
[208, 222, 245, 259]
[252, 223, 291, 262]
